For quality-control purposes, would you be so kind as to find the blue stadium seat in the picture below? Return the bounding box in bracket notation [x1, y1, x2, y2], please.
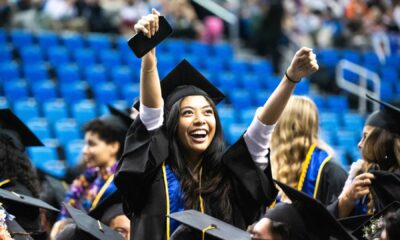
[54, 118, 81, 145]
[341, 50, 361, 64]
[71, 100, 97, 126]
[264, 75, 280, 90]
[227, 124, 247, 144]
[66, 139, 84, 166]
[238, 108, 256, 126]
[0, 62, 20, 80]
[226, 59, 249, 75]
[56, 64, 81, 83]
[0, 97, 9, 109]
[32, 80, 57, 103]
[317, 49, 339, 71]
[320, 111, 340, 133]
[216, 72, 238, 90]
[84, 65, 108, 86]
[73, 48, 97, 67]
[380, 66, 398, 83]
[319, 129, 337, 146]
[203, 57, 224, 72]
[86, 34, 111, 50]
[62, 33, 84, 51]
[327, 95, 349, 112]
[47, 46, 70, 66]
[362, 51, 381, 66]
[211, 42, 233, 59]
[124, 54, 141, 69]
[239, 73, 261, 90]
[184, 54, 202, 69]
[253, 90, 272, 106]
[384, 54, 400, 68]
[93, 82, 118, 104]
[116, 36, 130, 53]
[60, 82, 87, 104]
[11, 30, 33, 46]
[23, 63, 49, 83]
[187, 41, 210, 56]
[250, 59, 273, 76]
[36, 159, 66, 179]
[293, 81, 310, 95]
[37, 32, 59, 49]
[28, 146, 58, 166]
[121, 84, 140, 103]
[111, 66, 135, 87]
[164, 39, 186, 54]
[19, 46, 44, 64]
[218, 106, 236, 128]
[0, 29, 6, 44]
[27, 118, 52, 139]
[336, 130, 357, 149]
[310, 95, 327, 111]
[0, 45, 12, 62]
[4, 80, 29, 101]
[13, 99, 40, 122]
[229, 89, 252, 109]
[380, 81, 394, 101]
[43, 100, 69, 123]
[343, 69, 359, 83]
[99, 50, 122, 69]
[342, 113, 364, 132]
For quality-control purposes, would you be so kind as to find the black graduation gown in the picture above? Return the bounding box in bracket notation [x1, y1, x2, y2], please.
[315, 161, 348, 205]
[114, 118, 278, 240]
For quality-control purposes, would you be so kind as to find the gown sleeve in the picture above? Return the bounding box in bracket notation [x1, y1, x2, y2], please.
[316, 161, 348, 205]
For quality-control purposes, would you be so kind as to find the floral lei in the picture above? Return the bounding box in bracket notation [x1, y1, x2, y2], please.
[362, 216, 384, 240]
[0, 203, 14, 239]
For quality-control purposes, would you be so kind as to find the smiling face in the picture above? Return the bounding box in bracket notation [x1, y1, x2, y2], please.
[358, 125, 376, 151]
[177, 95, 216, 160]
[82, 131, 119, 169]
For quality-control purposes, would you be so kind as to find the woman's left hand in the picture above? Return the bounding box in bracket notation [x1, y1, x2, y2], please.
[286, 47, 319, 82]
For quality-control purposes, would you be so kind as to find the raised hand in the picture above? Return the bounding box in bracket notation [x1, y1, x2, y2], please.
[286, 47, 319, 82]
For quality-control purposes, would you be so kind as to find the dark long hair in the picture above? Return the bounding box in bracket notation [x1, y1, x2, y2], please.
[165, 96, 233, 222]
[0, 137, 40, 197]
[362, 127, 400, 172]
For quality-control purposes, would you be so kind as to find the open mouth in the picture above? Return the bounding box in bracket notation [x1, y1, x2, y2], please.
[189, 129, 208, 142]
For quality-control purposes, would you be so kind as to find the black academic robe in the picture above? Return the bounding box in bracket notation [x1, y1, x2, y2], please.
[315, 161, 348, 205]
[114, 118, 278, 240]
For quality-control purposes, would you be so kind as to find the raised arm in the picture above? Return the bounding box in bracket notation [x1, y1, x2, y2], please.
[136, 9, 163, 109]
[258, 47, 318, 125]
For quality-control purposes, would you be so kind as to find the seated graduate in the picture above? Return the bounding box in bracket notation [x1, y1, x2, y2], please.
[330, 95, 400, 218]
[0, 109, 43, 236]
[270, 96, 347, 205]
[0, 187, 59, 240]
[114, 9, 319, 240]
[381, 204, 400, 240]
[248, 181, 354, 240]
[59, 105, 133, 220]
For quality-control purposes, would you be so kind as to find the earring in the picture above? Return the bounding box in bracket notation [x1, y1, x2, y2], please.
[385, 155, 388, 159]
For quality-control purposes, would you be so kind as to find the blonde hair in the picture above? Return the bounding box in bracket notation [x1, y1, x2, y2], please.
[271, 96, 319, 189]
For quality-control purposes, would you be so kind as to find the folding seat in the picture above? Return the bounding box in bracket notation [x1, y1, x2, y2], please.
[62, 33, 84, 51]
[253, 90, 272, 106]
[4, 80, 29, 101]
[56, 64, 81, 83]
[28, 146, 58, 166]
[342, 113, 364, 132]
[250, 59, 273, 75]
[13, 98, 40, 122]
[227, 123, 247, 145]
[116, 36, 130, 53]
[320, 111, 340, 133]
[93, 82, 118, 104]
[226, 59, 249, 76]
[362, 51, 381, 66]
[84, 65, 108, 86]
[293, 81, 310, 95]
[0, 62, 20, 80]
[216, 71, 238, 91]
[111, 66, 135, 88]
[47, 46, 70, 66]
[19, 45, 44, 64]
[380, 82, 394, 102]
[11, 30, 33, 46]
[23, 63, 49, 83]
[37, 32, 59, 49]
[203, 57, 224, 72]
[124, 54, 141, 69]
[36, 159, 66, 179]
[184, 54, 202, 69]
[211, 42, 233, 59]
[218, 106, 236, 129]
[27, 118, 52, 139]
[54, 118, 81, 145]
[341, 50, 361, 64]
[229, 89, 252, 109]
[0, 45, 12, 62]
[164, 39, 186, 54]
[86, 34, 111, 50]
[31, 80, 57, 103]
[0, 29, 6, 44]
[71, 100, 97, 126]
[238, 107, 257, 126]
[239, 73, 261, 90]
[326, 95, 349, 113]
[187, 41, 210, 57]
[380, 66, 398, 84]
[336, 130, 358, 149]
[60, 82, 87, 104]
[65, 139, 84, 166]
[99, 50, 122, 69]
[263, 75, 281, 90]
[121, 84, 140, 103]
[73, 48, 97, 67]
[43, 99, 69, 123]
[310, 94, 327, 111]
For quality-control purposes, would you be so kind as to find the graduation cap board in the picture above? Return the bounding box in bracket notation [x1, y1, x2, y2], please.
[128, 16, 173, 58]
[365, 94, 400, 134]
[168, 210, 251, 240]
[6, 218, 34, 240]
[88, 191, 124, 225]
[370, 171, 400, 213]
[338, 214, 372, 232]
[273, 181, 355, 240]
[0, 109, 43, 149]
[102, 104, 134, 133]
[0, 188, 59, 212]
[63, 203, 124, 240]
[134, 59, 225, 111]
[352, 201, 400, 239]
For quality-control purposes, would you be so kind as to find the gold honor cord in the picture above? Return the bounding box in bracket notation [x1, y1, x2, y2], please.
[202, 225, 216, 240]
[313, 155, 332, 198]
[90, 174, 114, 210]
[199, 167, 205, 213]
[297, 143, 317, 191]
[0, 179, 10, 187]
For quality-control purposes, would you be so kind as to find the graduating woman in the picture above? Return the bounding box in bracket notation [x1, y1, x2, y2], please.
[330, 95, 400, 219]
[270, 96, 347, 205]
[114, 9, 319, 240]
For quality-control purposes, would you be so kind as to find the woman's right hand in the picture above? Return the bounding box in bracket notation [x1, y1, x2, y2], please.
[338, 172, 375, 217]
[134, 8, 161, 68]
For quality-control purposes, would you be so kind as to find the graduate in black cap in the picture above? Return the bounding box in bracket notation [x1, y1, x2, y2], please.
[58, 105, 134, 220]
[0, 109, 44, 236]
[330, 95, 400, 219]
[114, 9, 319, 240]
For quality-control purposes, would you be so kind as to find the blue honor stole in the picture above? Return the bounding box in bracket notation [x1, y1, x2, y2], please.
[298, 143, 332, 198]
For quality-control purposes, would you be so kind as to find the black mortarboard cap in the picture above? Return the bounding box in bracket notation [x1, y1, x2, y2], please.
[39, 174, 68, 208]
[370, 171, 400, 212]
[365, 94, 400, 134]
[274, 181, 355, 240]
[134, 60, 225, 111]
[63, 203, 124, 240]
[88, 191, 124, 225]
[352, 201, 400, 239]
[0, 188, 59, 212]
[0, 109, 43, 149]
[6, 218, 34, 240]
[168, 210, 251, 240]
[106, 104, 134, 130]
[338, 214, 372, 232]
